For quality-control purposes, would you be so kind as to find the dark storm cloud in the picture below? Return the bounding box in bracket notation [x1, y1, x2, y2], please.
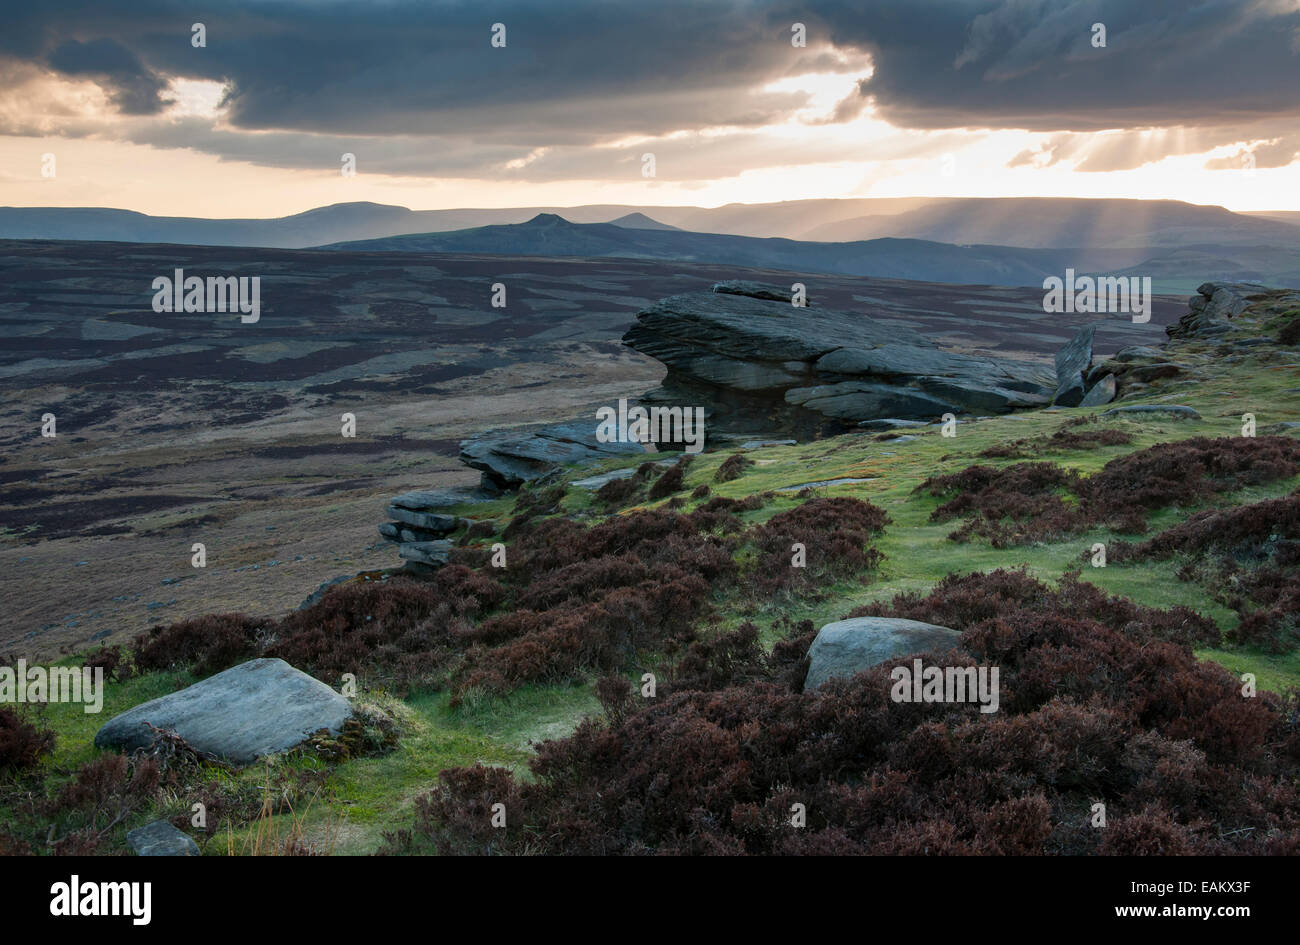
[812, 0, 1300, 132]
[4, 0, 830, 139]
[3, 0, 1299, 174]
[46, 38, 173, 114]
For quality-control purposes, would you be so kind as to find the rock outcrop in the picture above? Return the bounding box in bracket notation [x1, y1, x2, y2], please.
[94, 658, 351, 765]
[1167, 282, 1273, 338]
[1052, 324, 1096, 406]
[1079, 341, 1197, 405]
[805, 617, 964, 690]
[378, 491, 478, 574]
[623, 283, 1055, 434]
[460, 420, 648, 491]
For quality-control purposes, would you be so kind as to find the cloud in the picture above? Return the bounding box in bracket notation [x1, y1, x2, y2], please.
[45, 38, 172, 114]
[2, 0, 1299, 183]
[3, 1, 869, 140]
[818, 0, 1300, 132]
[1204, 135, 1300, 170]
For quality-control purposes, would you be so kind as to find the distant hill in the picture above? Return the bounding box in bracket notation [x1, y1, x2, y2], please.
[1245, 210, 1300, 227]
[3, 197, 1296, 252]
[799, 198, 1300, 248]
[0, 202, 425, 248]
[607, 212, 679, 231]
[317, 212, 1300, 293]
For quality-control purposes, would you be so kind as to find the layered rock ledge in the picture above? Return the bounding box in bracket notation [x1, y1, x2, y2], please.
[460, 420, 648, 492]
[622, 283, 1056, 434]
[1166, 282, 1275, 338]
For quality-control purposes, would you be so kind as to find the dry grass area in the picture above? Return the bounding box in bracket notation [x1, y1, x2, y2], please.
[0, 346, 660, 661]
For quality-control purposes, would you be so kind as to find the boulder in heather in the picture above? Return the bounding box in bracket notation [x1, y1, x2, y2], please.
[95, 658, 351, 765]
[805, 617, 964, 690]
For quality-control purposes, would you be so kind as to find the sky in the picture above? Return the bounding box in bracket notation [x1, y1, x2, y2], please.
[2, 0, 1299, 217]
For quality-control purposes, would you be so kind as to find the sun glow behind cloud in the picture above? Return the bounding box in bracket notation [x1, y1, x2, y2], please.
[166, 78, 228, 119]
[2, 48, 1299, 216]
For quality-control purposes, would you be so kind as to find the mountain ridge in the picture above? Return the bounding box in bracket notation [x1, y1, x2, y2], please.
[316, 213, 1300, 295]
[3, 197, 1297, 251]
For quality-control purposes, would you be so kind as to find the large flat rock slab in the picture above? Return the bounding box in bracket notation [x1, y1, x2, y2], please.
[94, 658, 351, 765]
[805, 617, 964, 690]
[623, 285, 1056, 433]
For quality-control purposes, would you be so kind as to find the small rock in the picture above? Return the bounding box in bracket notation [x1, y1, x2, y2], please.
[127, 821, 200, 857]
[298, 575, 352, 610]
[398, 540, 453, 567]
[1078, 374, 1117, 407]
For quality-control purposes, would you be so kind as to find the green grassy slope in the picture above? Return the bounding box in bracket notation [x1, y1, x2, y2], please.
[6, 294, 1299, 855]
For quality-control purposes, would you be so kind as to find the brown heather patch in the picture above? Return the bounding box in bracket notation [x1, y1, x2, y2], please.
[382, 569, 1300, 856]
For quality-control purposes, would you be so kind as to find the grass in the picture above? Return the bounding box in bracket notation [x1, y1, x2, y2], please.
[212, 683, 597, 854]
[5, 299, 1299, 854]
[552, 308, 1299, 694]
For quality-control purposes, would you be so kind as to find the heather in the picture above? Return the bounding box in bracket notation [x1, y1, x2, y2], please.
[1111, 491, 1300, 652]
[8, 297, 1299, 857]
[121, 496, 889, 700]
[383, 570, 1298, 856]
[976, 417, 1135, 459]
[0, 706, 55, 775]
[918, 436, 1300, 546]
